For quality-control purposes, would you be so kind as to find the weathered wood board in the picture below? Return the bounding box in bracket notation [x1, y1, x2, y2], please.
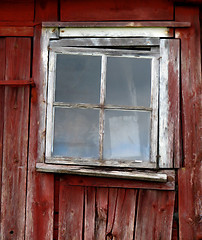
[60, 0, 173, 21]
[159, 39, 181, 168]
[1, 37, 31, 239]
[25, 26, 54, 240]
[135, 190, 175, 239]
[56, 182, 175, 240]
[0, 38, 6, 237]
[58, 184, 84, 240]
[175, 6, 202, 239]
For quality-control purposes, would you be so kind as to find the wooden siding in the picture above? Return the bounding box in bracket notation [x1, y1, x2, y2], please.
[0, 37, 31, 239]
[0, 1, 201, 240]
[175, 6, 202, 240]
[60, 0, 174, 21]
[159, 39, 181, 168]
[25, 26, 55, 240]
[0, 0, 34, 22]
[57, 179, 175, 240]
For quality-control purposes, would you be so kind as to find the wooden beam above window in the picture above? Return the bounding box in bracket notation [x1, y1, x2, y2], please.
[42, 21, 191, 28]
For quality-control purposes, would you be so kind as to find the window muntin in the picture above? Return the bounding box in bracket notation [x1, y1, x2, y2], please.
[46, 44, 159, 168]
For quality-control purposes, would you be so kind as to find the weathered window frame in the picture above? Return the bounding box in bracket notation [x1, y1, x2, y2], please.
[36, 26, 180, 182]
[46, 43, 159, 168]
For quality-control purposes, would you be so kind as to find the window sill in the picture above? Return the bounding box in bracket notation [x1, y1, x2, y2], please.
[36, 163, 171, 183]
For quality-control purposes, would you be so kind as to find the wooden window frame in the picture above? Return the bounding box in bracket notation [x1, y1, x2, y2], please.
[36, 26, 180, 182]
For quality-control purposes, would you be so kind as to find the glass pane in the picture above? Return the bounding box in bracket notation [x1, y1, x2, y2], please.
[106, 57, 151, 107]
[103, 110, 150, 161]
[55, 54, 101, 104]
[53, 108, 99, 158]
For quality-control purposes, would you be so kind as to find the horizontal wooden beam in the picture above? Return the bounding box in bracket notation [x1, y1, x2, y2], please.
[0, 27, 34, 37]
[0, 79, 35, 87]
[43, 21, 191, 28]
[36, 163, 170, 182]
[0, 22, 40, 27]
[36, 163, 176, 190]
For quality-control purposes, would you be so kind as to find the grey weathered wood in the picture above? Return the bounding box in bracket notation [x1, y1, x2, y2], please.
[159, 39, 180, 168]
[46, 51, 56, 158]
[36, 163, 168, 182]
[150, 57, 159, 163]
[53, 102, 152, 111]
[59, 27, 171, 38]
[99, 55, 107, 159]
[45, 157, 155, 168]
[50, 46, 159, 57]
[43, 21, 191, 28]
[50, 37, 160, 47]
[37, 27, 59, 163]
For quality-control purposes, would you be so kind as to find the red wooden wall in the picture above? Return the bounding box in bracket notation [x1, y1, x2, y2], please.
[0, 0, 201, 239]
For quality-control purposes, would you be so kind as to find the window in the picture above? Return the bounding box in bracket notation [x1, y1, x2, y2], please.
[37, 27, 180, 181]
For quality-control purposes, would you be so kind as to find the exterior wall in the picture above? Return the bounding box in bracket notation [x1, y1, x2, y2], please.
[0, 0, 201, 239]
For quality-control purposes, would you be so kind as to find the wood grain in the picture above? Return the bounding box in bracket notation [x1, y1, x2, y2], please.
[25, 26, 54, 240]
[0, 27, 33, 37]
[52, 173, 175, 190]
[159, 39, 181, 168]
[0, 38, 6, 237]
[95, 188, 109, 239]
[35, 0, 58, 22]
[175, 6, 202, 239]
[135, 190, 175, 240]
[107, 188, 137, 239]
[58, 182, 84, 240]
[1, 37, 31, 239]
[84, 187, 96, 240]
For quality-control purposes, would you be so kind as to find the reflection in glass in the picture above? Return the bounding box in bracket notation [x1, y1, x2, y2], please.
[55, 54, 101, 104]
[103, 110, 150, 161]
[106, 57, 151, 107]
[53, 108, 99, 158]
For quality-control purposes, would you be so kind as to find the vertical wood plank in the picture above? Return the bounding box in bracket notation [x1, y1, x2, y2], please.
[84, 187, 96, 240]
[107, 188, 137, 240]
[26, 3, 58, 237]
[159, 39, 181, 168]
[58, 182, 84, 240]
[95, 187, 108, 240]
[178, 168, 195, 240]
[0, 38, 6, 237]
[25, 26, 54, 240]
[106, 188, 118, 238]
[175, 7, 202, 239]
[1, 37, 31, 239]
[135, 190, 175, 240]
[60, 0, 173, 21]
[53, 175, 60, 240]
[35, 0, 58, 22]
[175, 7, 201, 167]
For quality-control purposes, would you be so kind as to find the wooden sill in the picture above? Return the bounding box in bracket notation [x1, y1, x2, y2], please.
[36, 163, 170, 182]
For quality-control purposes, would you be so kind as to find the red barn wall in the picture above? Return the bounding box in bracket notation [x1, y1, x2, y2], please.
[0, 0, 201, 239]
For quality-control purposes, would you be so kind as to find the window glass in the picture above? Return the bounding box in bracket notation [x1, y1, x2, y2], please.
[103, 110, 151, 161]
[53, 107, 100, 158]
[106, 57, 151, 107]
[55, 54, 101, 104]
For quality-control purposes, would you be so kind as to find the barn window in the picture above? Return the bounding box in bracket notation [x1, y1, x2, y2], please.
[36, 27, 180, 181]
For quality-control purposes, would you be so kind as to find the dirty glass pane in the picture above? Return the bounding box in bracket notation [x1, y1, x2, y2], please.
[53, 108, 99, 158]
[103, 110, 150, 161]
[106, 57, 151, 107]
[55, 54, 101, 104]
